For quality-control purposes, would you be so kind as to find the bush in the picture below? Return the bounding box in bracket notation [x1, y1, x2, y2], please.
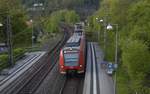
[0, 55, 9, 70]
[122, 40, 150, 93]
[13, 48, 24, 56]
[0, 48, 26, 70]
[13, 48, 26, 61]
[117, 64, 133, 94]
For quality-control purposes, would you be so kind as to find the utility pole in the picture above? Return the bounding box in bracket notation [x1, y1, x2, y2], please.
[6, 15, 13, 66]
[107, 24, 119, 94]
[114, 24, 118, 94]
[103, 16, 107, 51]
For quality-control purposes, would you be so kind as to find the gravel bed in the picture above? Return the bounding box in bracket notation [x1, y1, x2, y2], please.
[34, 63, 66, 94]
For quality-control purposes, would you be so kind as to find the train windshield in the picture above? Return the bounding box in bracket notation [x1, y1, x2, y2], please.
[64, 53, 79, 66]
[77, 25, 82, 29]
[74, 31, 82, 36]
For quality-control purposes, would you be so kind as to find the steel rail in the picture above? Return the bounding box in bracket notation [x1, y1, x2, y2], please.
[0, 54, 40, 85]
[15, 31, 69, 94]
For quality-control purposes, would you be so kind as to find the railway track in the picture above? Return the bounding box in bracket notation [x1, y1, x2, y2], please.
[60, 75, 84, 94]
[0, 29, 70, 94]
[14, 31, 69, 94]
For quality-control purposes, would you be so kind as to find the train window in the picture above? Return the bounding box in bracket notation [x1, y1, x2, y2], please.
[64, 53, 79, 66]
[66, 42, 80, 47]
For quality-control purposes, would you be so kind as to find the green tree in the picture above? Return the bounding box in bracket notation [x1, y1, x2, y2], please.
[122, 40, 150, 93]
[44, 10, 79, 33]
[64, 10, 80, 24]
[0, 0, 29, 47]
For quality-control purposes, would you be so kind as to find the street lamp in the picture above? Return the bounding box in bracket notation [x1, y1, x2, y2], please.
[107, 24, 113, 30]
[30, 19, 34, 48]
[96, 18, 100, 42]
[0, 23, 3, 37]
[100, 19, 103, 23]
[96, 17, 107, 50]
[106, 23, 118, 94]
[0, 23, 3, 27]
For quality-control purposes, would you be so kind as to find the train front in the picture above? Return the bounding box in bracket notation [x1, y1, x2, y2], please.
[59, 47, 84, 74]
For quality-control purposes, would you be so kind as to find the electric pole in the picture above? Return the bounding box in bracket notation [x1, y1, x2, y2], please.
[6, 15, 13, 66]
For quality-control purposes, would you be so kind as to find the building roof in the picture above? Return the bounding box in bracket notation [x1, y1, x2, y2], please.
[0, 43, 6, 47]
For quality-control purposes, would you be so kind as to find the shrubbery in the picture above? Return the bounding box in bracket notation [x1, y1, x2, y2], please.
[0, 48, 26, 70]
[0, 55, 8, 70]
[13, 48, 25, 59]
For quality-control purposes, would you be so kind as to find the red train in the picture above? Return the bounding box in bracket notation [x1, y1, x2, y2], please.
[59, 34, 86, 74]
[74, 22, 85, 36]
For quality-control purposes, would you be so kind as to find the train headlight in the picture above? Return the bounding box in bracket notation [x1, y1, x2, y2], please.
[61, 66, 64, 68]
[79, 65, 82, 67]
